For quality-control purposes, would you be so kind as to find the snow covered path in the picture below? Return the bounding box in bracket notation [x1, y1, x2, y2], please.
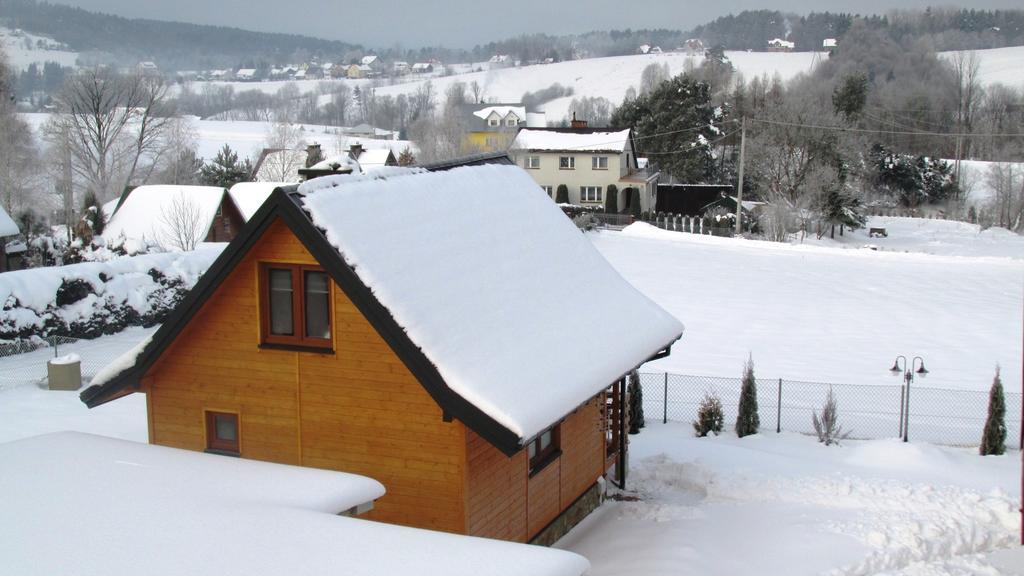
[558, 424, 1023, 576]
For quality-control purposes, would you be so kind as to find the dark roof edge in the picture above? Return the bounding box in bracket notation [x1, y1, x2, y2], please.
[416, 152, 514, 172]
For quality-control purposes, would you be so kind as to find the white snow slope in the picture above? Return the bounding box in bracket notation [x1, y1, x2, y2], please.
[594, 223, 1023, 391]
[939, 46, 1024, 88]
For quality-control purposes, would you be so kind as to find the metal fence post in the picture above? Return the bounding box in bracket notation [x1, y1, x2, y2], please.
[898, 385, 905, 438]
[663, 373, 668, 424]
[903, 382, 911, 443]
[776, 378, 782, 433]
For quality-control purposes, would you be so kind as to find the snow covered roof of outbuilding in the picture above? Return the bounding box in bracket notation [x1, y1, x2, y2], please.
[82, 160, 682, 453]
[0, 432, 588, 576]
[229, 182, 290, 221]
[0, 204, 19, 237]
[510, 128, 632, 153]
[102, 185, 232, 250]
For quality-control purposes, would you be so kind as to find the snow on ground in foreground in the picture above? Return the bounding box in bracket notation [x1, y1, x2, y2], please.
[558, 423, 1023, 576]
[593, 224, 1023, 390]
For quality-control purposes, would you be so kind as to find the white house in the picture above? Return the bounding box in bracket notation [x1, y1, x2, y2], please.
[768, 38, 796, 52]
[509, 123, 660, 213]
[235, 68, 257, 81]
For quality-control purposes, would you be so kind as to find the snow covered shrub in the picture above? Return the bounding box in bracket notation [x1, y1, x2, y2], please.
[555, 184, 569, 204]
[812, 387, 850, 446]
[980, 367, 1007, 456]
[55, 278, 94, 307]
[693, 392, 724, 437]
[735, 355, 760, 437]
[627, 370, 645, 434]
[605, 184, 618, 214]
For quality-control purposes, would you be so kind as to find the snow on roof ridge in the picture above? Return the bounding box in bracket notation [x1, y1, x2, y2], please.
[510, 128, 632, 153]
[299, 164, 682, 440]
[296, 167, 427, 195]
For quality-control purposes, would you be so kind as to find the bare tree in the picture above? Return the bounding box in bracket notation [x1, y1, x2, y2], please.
[257, 122, 306, 182]
[985, 163, 1024, 231]
[469, 80, 483, 103]
[639, 62, 670, 96]
[0, 46, 39, 218]
[158, 191, 204, 251]
[951, 50, 982, 173]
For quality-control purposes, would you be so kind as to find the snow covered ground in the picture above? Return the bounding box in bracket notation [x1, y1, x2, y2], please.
[558, 423, 1024, 576]
[939, 46, 1024, 89]
[593, 223, 1023, 392]
[0, 27, 79, 70]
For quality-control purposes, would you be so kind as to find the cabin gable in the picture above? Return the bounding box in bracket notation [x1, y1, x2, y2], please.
[144, 217, 468, 532]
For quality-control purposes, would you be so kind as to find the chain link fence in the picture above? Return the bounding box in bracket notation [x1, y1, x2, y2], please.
[640, 372, 1022, 449]
[0, 336, 128, 391]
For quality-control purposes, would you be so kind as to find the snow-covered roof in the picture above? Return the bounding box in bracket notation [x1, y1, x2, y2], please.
[769, 38, 796, 49]
[298, 165, 683, 440]
[473, 106, 525, 122]
[823, 38, 838, 48]
[361, 55, 378, 65]
[0, 432, 588, 576]
[236, 68, 257, 77]
[103, 185, 228, 249]
[0, 204, 19, 237]
[310, 153, 361, 172]
[229, 182, 290, 221]
[510, 128, 632, 154]
[355, 148, 393, 168]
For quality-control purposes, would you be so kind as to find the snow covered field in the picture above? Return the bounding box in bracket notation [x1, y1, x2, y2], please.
[0, 27, 79, 70]
[939, 46, 1024, 89]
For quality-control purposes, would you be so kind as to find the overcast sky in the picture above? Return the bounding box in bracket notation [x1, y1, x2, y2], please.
[56, 0, 1023, 49]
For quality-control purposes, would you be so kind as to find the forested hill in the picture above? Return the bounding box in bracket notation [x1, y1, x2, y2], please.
[0, 0, 361, 70]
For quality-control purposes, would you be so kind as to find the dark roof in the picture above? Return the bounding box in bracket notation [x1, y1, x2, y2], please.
[415, 151, 514, 172]
[80, 152, 652, 457]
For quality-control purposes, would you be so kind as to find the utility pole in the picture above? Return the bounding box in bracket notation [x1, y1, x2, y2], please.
[735, 116, 747, 236]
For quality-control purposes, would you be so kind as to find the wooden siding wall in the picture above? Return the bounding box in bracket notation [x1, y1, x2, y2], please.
[146, 218, 467, 533]
[205, 196, 246, 243]
[465, 396, 606, 542]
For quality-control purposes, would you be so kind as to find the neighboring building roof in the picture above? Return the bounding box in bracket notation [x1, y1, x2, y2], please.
[361, 55, 378, 65]
[414, 151, 515, 172]
[102, 185, 232, 249]
[510, 128, 633, 154]
[82, 159, 681, 454]
[472, 105, 525, 122]
[768, 38, 795, 49]
[236, 68, 257, 78]
[0, 204, 19, 237]
[823, 38, 838, 48]
[229, 182, 291, 221]
[0, 432, 588, 576]
[355, 148, 395, 170]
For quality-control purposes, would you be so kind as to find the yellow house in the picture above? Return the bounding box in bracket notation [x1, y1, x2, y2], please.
[461, 104, 529, 154]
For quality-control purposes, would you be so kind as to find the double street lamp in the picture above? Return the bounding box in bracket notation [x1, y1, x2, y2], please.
[890, 355, 928, 442]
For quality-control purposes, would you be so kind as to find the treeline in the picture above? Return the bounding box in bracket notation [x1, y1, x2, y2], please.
[0, 0, 361, 70]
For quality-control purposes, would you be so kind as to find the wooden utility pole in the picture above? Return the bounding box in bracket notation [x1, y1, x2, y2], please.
[735, 116, 747, 236]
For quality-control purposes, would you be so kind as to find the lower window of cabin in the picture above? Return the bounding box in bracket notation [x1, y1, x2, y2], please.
[205, 411, 240, 455]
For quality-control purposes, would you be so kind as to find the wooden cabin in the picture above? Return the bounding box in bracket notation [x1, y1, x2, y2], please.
[82, 158, 683, 544]
[104, 185, 245, 248]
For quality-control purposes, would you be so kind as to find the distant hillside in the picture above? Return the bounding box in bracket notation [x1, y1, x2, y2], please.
[0, 0, 362, 70]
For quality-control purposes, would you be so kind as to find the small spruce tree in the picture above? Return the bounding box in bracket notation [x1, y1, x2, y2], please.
[735, 355, 760, 437]
[980, 367, 1007, 456]
[694, 392, 725, 437]
[605, 184, 618, 213]
[555, 184, 569, 204]
[627, 370, 645, 434]
[397, 147, 416, 166]
[629, 188, 642, 218]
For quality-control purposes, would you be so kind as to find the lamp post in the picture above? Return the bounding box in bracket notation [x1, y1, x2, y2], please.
[890, 355, 928, 443]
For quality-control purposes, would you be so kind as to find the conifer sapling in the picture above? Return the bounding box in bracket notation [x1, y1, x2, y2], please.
[735, 355, 760, 437]
[980, 366, 1007, 456]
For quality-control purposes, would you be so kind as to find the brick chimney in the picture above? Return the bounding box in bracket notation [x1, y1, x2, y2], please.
[570, 112, 588, 130]
[348, 143, 364, 160]
[305, 144, 323, 168]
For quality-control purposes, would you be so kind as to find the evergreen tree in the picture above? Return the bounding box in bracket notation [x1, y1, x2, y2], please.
[817, 183, 866, 238]
[200, 144, 252, 189]
[555, 184, 569, 204]
[832, 73, 868, 121]
[605, 184, 618, 213]
[397, 147, 416, 166]
[693, 392, 725, 437]
[980, 367, 1007, 456]
[81, 191, 105, 237]
[627, 370, 645, 434]
[629, 188, 642, 218]
[735, 355, 760, 437]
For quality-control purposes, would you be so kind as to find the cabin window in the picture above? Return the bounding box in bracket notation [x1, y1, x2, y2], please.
[260, 263, 332, 349]
[592, 156, 608, 170]
[528, 424, 560, 475]
[525, 156, 541, 169]
[559, 156, 575, 170]
[205, 411, 240, 455]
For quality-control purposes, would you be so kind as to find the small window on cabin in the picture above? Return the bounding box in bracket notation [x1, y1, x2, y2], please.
[261, 264, 332, 349]
[206, 411, 239, 455]
[528, 424, 560, 474]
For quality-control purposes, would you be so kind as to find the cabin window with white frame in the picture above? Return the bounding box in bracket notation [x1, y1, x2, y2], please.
[559, 156, 575, 170]
[580, 186, 602, 203]
[592, 156, 608, 170]
[525, 156, 540, 169]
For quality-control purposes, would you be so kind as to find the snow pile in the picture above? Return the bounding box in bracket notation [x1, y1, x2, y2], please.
[0, 246, 223, 340]
[103, 185, 230, 250]
[558, 424, 1022, 575]
[0, 432, 590, 576]
[300, 165, 683, 440]
[511, 128, 631, 153]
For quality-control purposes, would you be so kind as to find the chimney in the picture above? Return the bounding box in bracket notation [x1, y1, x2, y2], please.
[570, 112, 588, 130]
[305, 144, 323, 168]
[349, 143, 364, 159]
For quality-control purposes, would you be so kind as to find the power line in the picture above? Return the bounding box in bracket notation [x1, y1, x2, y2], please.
[748, 116, 1024, 139]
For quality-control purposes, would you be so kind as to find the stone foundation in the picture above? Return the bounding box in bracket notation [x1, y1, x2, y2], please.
[529, 480, 604, 547]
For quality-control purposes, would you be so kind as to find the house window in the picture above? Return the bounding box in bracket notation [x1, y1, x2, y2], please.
[526, 156, 540, 169]
[592, 156, 608, 170]
[505, 117, 518, 127]
[206, 411, 239, 455]
[528, 425, 560, 474]
[260, 263, 332, 349]
[559, 156, 575, 170]
[488, 118, 499, 127]
[541, 185, 553, 197]
[580, 186, 602, 203]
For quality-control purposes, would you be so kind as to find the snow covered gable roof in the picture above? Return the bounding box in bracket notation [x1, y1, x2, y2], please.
[472, 105, 525, 122]
[82, 160, 682, 454]
[510, 128, 633, 154]
[229, 182, 290, 221]
[102, 185, 233, 249]
[0, 432, 588, 576]
[0, 204, 19, 237]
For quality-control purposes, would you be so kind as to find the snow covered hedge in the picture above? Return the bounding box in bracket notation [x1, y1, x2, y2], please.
[0, 245, 224, 341]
